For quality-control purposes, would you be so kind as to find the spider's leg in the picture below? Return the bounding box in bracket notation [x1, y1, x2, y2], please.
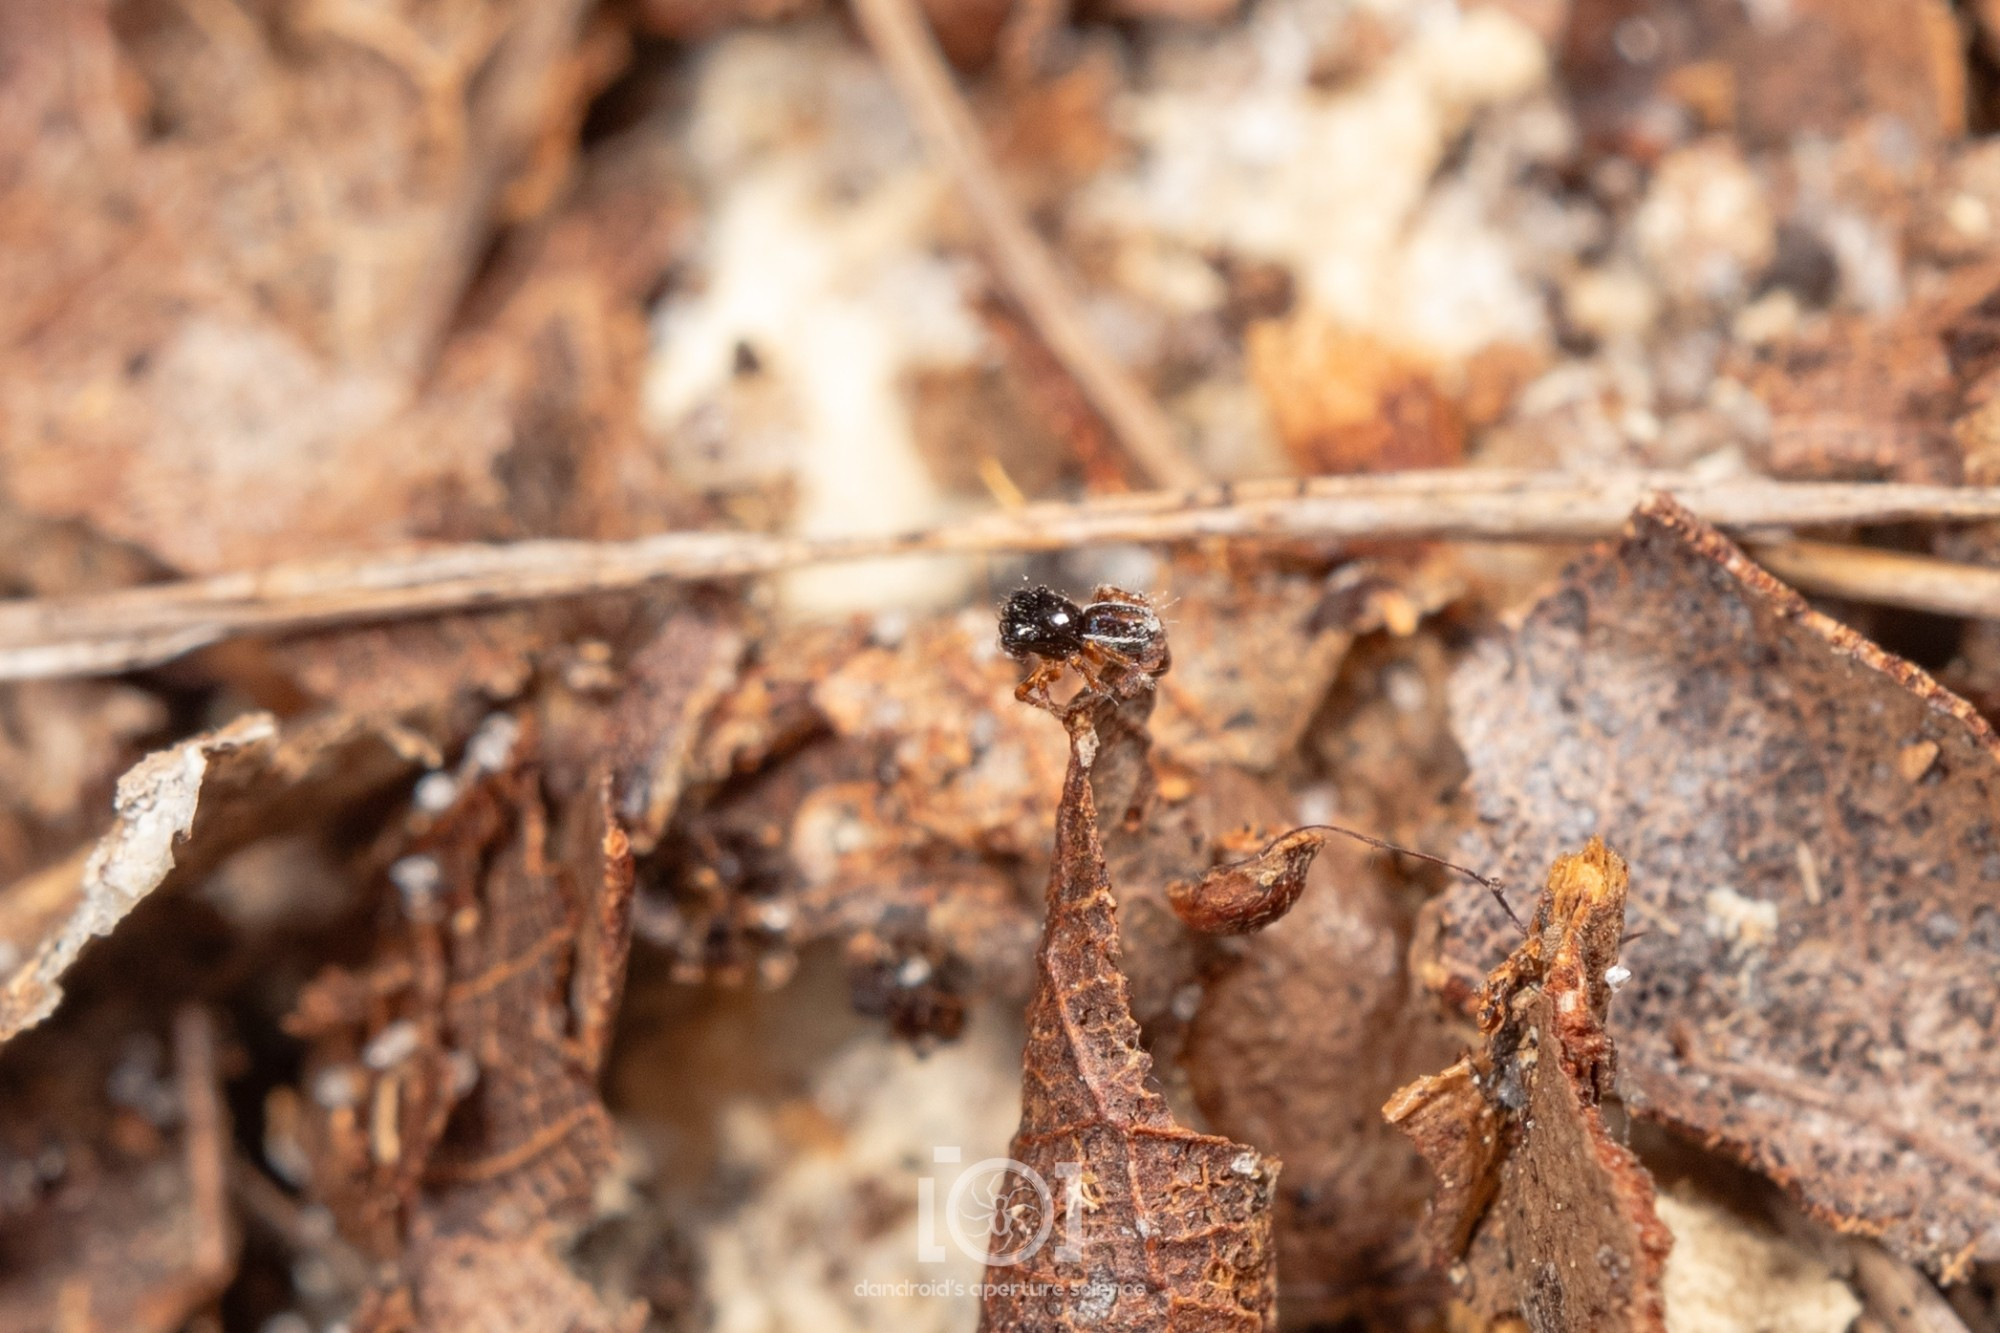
[1014, 657, 1063, 710]
[1080, 642, 1148, 695]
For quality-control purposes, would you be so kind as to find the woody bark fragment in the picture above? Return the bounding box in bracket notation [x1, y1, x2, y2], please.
[1430, 495, 2000, 1276]
[983, 616, 1278, 1331]
[1386, 839, 1671, 1333]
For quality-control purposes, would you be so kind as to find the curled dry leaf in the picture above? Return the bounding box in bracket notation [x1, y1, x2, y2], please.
[1429, 495, 2000, 1275]
[1167, 822, 1507, 938]
[1386, 839, 1671, 1332]
[605, 606, 748, 853]
[1166, 825, 1326, 936]
[982, 666, 1278, 1330]
[0, 712, 415, 1045]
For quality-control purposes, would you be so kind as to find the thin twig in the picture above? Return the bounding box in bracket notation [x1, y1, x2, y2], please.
[2, 471, 2000, 680]
[1749, 539, 2000, 621]
[174, 1005, 234, 1285]
[851, 0, 1206, 490]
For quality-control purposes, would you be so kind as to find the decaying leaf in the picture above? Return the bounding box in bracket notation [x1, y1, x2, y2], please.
[1167, 821, 1506, 938]
[1166, 825, 1327, 936]
[0, 0, 612, 574]
[980, 640, 1280, 1320]
[982, 633, 1279, 1331]
[608, 608, 747, 853]
[1245, 317, 1466, 476]
[1746, 303, 1964, 485]
[0, 680, 166, 885]
[1149, 568, 1355, 773]
[1562, 0, 1963, 151]
[286, 732, 641, 1331]
[1430, 495, 2000, 1275]
[1387, 839, 1671, 1332]
[1166, 796, 1517, 1319]
[0, 712, 415, 1045]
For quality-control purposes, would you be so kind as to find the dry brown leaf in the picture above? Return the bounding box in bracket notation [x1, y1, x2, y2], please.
[647, 576, 1348, 1023]
[0, 712, 414, 1045]
[288, 741, 641, 1330]
[606, 607, 748, 853]
[0, 679, 166, 884]
[1561, 0, 1963, 151]
[1246, 317, 1465, 476]
[0, 0, 611, 573]
[1746, 308, 1962, 485]
[1429, 495, 2000, 1276]
[981, 657, 1278, 1331]
[643, 612, 1056, 1003]
[1388, 839, 1671, 1332]
[1150, 568, 1355, 773]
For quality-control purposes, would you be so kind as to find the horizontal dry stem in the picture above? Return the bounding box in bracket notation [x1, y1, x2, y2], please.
[1748, 539, 2000, 621]
[2, 470, 1999, 680]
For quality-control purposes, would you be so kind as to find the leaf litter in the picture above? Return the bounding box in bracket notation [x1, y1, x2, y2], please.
[11, 0, 2000, 1328]
[1430, 495, 2000, 1277]
[1389, 838, 1671, 1332]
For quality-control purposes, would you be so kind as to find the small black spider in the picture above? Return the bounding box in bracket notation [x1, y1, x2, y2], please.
[998, 585, 1169, 706]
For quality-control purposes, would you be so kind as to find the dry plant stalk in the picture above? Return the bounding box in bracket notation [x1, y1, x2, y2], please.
[851, 0, 1205, 490]
[3, 472, 2000, 681]
[1747, 538, 2000, 620]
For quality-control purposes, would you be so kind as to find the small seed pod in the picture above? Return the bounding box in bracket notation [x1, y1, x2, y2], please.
[1167, 827, 1328, 935]
[1168, 824, 1515, 936]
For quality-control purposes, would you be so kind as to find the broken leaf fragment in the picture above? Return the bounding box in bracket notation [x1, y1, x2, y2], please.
[288, 746, 642, 1330]
[1183, 835, 1465, 1321]
[983, 682, 1278, 1331]
[1431, 495, 2000, 1274]
[1387, 839, 1671, 1333]
[0, 712, 414, 1045]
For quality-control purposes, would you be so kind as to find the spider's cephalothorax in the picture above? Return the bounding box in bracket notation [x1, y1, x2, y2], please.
[999, 584, 1169, 708]
[999, 585, 1086, 662]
